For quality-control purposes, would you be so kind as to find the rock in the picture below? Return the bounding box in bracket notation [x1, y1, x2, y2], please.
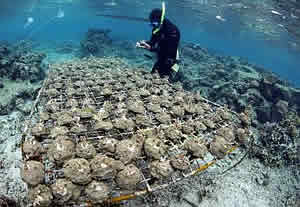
[170, 154, 190, 170]
[50, 126, 69, 138]
[116, 164, 142, 190]
[0, 81, 4, 88]
[76, 141, 96, 159]
[90, 155, 124, 180]
[184, 139, 208, 159]
[184, 103, 198, 114]
[97, 138, 118, 153]
[144, 137, 167, 160]
[193, 121, 207, 131]
[127, 100, 145, 114]
[78, 107, 96, 119]
[156, 112, 171, 124]
[114, 117, 135, 131]
[45, 101, 60, 113]
[57, 112, 74, 126]
[23, 139, 43, 160]
[46, 88, 59, 97]
[85, 181, 110, 203]
[21, 161, 45, 186]
[31, 123, 49, 137]
[236, 128, 249, 145]
[216, 127, 236, 142]
[182, 124, 195, 134]
[51, 179, 80, 204]
[70, 124, 87, 134]
[29, 185, 53, 207]
[150, 160, 174, 179]
[63, 158, 91, 185]
[135, 114, 152, 127]
[140, 88, 151, 97]
[66, 99, 78, 108]
[171, 105, 185, 117]
[93, 120, 113, 131]
[147, 104, 162, 113]
[48, 138, 75, 165]
[219, 110, 232, 121]
[115, 139, 141, 164]
[209, 136, 231, 159]
[164, 126, 182, 142]
[203, 119, 215, 129]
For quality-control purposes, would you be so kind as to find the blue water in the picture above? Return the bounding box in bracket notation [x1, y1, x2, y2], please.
[1, 0, 300, 86]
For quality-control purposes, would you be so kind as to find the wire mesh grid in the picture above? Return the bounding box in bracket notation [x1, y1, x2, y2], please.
[21, 57, 250, 207]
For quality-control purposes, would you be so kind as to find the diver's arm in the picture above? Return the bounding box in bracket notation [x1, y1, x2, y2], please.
[136, 41, 151, 50]
[146, 30, 160, 52]
[137, 30, 160, 51]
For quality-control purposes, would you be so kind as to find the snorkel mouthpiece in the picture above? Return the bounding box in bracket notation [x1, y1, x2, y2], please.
[149, 21, 160, 27]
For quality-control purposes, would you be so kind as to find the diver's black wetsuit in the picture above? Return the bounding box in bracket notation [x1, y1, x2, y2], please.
[147, 18, 180, 77]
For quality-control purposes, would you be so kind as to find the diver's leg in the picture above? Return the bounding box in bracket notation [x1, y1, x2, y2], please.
[159, 38, 180, 78]
[151, 61, 160, 74]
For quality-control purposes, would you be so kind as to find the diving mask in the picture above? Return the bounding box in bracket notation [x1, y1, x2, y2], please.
[149, 21, 160, 27]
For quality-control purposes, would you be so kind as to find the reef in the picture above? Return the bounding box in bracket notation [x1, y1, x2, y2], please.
[251, 111, 300, 167]
[79, 28, 113, 57]
[0, 79, 41, 115]
[21, 57, 250, 206]
[0, 41, 46, 82]
[0, 41, 46, 115]
[179, 43, 300, 124]
[78, 28, 144, 64]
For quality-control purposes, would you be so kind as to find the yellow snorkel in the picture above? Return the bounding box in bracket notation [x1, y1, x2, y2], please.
[153, 1, 166, 34]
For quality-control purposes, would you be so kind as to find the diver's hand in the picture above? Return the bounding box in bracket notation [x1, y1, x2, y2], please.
[136, 40, 151, 50]
[136, 40, 150, 49]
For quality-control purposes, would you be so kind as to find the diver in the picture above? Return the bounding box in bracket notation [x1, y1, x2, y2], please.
[136, 2, 181, 81]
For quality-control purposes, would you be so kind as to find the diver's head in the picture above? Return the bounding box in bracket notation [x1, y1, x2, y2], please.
[149, 8, 163, 27]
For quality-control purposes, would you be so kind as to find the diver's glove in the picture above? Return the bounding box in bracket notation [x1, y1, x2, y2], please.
[136, 40, 151, 50]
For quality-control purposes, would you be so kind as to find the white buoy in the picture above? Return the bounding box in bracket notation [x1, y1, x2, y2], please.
[104, 0, 117, 6]
[216, 15, 226, 22]
[24, 17, 34, 28]
[57, 8, 65, 18]
[271, 10, 282, 15]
